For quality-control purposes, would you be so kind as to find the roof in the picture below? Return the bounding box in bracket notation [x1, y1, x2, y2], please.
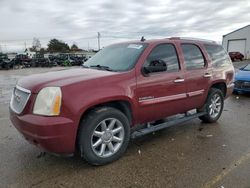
[117, 37, 217, 46]
[223, 24, 250, 37]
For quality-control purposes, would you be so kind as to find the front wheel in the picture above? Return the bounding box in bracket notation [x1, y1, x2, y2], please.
[198, 88, 224, 123]
[78, 107, 130, 165]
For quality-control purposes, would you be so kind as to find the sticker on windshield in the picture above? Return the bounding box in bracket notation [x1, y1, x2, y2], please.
[127, 44, 143, 49]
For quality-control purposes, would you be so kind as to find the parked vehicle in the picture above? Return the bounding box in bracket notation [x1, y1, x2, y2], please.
[12, 54, 32, 67]
[10, 38, 234, 165]
[51, 54, 87, 66]
[0, 53, 13, 70]
[31, 54, 51, 67]
[69, 54, 85, 66]
[48, 55, 58, 66]
[54, 54, 68, 66]
[234, 64, 250, 93]
[229, 52, 244, 61]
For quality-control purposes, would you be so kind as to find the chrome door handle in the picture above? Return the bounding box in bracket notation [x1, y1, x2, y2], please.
[174, 78, 185, 83]
[204, 73, 212, 78]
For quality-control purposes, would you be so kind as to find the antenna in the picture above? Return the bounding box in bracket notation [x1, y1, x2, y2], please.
[97, 32, 101, 50]
[141, 36, 146, 42]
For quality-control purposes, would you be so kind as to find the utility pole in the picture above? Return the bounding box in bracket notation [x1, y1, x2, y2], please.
[97, 32, 101, 51]
[24, 42, 27, 51]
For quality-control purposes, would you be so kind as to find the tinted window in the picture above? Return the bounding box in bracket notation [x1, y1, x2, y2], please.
[204, 44, 231, 67]
[144, 44, 179, 72]
[181, 44, 205, 70]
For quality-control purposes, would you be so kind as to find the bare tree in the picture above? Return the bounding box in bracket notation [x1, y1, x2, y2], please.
[32, 37, 41, 51]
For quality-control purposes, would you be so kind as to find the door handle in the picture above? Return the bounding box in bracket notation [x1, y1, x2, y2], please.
[204, 73, 212, 78]
[174, 78, 185, 83]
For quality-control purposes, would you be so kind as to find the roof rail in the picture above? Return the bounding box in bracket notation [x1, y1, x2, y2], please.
[169, 37, 216, 43]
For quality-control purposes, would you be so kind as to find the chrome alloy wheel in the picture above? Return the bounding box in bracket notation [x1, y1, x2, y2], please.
[208, 93, 222, 119]
[91, 118, 125, 158]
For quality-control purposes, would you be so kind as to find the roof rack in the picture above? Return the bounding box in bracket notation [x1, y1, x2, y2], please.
[169, 37, 216, 43]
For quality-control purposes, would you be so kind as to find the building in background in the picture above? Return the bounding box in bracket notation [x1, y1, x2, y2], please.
[222, 25, 250, 59]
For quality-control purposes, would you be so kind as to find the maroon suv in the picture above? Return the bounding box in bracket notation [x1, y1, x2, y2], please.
[10, 38, 235, 165]
[229, 51, 244, 61]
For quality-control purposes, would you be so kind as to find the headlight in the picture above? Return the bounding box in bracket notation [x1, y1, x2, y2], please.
[33, 87, 62, 116]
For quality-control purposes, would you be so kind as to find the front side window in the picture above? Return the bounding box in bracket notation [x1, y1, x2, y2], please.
[85, 43, 148, 72]
[204, 44, 231, 67]
[144, 44, 180, 73]
[181, 44, 205, 70]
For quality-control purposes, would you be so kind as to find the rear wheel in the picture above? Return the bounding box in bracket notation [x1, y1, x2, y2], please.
[4, 64, 10, 70]
[78, 107, 130, 165]
[198, 88, 224, 123]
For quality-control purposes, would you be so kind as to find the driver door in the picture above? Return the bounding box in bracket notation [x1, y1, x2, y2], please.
[135, 43, 187, 124]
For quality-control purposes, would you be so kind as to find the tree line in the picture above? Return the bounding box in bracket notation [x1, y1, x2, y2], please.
[29, 38, 85, 53]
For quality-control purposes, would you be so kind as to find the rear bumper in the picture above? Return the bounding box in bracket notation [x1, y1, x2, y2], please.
[10, 108, 77, 154]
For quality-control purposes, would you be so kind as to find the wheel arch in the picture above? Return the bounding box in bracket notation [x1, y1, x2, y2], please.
[210, 82, 227, 97]
[75, 100, 133, 154]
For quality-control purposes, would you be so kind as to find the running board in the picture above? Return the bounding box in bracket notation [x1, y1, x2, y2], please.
[131, 112, 206, 139]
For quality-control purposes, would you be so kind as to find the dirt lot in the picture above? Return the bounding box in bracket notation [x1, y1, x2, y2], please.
[0, 62, 250, 188]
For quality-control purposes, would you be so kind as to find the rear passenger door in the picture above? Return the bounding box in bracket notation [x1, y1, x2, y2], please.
[181, 43, 211, 110]
[136, 43, 187, 123]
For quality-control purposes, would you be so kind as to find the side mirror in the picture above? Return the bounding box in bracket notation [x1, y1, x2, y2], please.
[143, 60, 167, 74]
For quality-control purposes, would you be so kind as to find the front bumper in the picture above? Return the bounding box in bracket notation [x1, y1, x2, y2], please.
[234, 88, 250, 93]
[10, 108, 77, 154]
[234, 80, 250, 93]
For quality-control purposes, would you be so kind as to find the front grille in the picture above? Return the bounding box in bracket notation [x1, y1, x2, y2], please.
[10, 85, 31, 114]
[235, 80, 250, 90]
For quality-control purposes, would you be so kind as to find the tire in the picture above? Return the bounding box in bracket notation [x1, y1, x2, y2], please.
[197, 88, 224, 123]
[4, 64, 10, 70]
[78, 107, 130, 165]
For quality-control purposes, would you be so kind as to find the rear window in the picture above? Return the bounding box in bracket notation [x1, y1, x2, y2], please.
[181, 44, 205, 70]
[204, 44, 231, 67]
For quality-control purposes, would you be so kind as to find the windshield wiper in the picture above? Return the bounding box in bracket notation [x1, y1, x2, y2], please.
[90, 65, 115, 71]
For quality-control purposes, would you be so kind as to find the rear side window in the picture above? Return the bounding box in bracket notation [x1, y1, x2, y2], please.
[144, 44, 180, 72]
[181, 44, 205, 70]
[204, 44, 231, 67]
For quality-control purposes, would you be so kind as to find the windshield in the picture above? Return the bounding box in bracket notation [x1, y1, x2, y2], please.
[84, 43, 147, 71]
[243, 64, 250, 71]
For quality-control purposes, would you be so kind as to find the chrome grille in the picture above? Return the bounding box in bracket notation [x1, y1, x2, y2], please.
[235, 80, 250, 89]
[10, 85, 31, 114]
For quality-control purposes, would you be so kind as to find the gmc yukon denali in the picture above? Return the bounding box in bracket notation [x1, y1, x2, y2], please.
[9, 38, 235, 165]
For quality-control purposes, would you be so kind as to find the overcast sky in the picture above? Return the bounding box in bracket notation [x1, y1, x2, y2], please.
[0, 0, 250, 52]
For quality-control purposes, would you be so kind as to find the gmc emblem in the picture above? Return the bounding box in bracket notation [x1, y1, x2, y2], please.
[14, 92, 21, 103]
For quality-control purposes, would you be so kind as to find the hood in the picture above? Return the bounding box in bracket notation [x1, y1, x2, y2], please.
[235, 70, 250, 81]
[17, 68, 118, 93]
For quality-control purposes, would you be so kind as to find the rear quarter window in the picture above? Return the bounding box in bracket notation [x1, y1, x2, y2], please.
[204, 44, 231, 67]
